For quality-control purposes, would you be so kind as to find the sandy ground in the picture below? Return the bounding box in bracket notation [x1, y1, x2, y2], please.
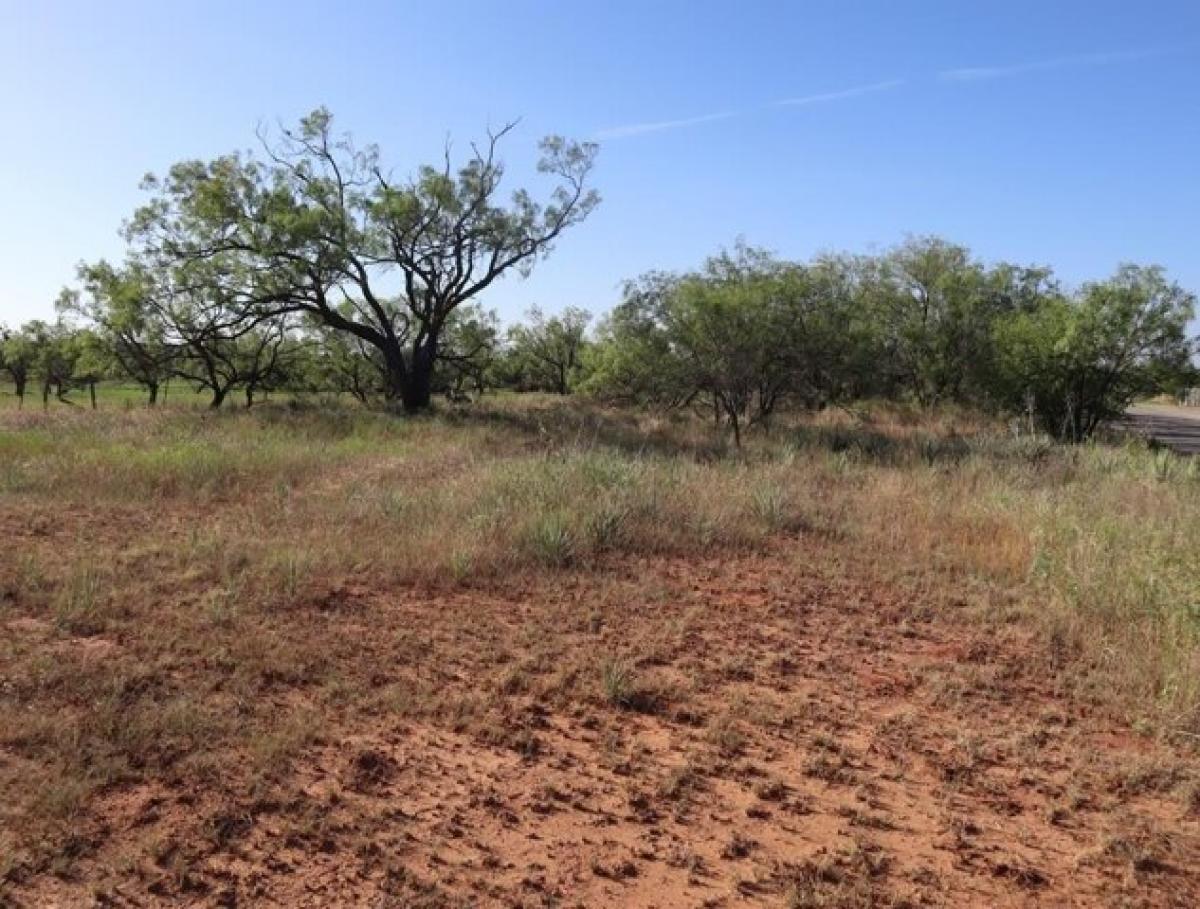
[8, 540, 1199, 908]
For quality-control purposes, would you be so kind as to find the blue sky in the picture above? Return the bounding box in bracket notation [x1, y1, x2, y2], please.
[2, 0, 1198, 326]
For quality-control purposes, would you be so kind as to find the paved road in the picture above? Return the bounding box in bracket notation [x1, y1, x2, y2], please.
[1115, 404, 1200, 454]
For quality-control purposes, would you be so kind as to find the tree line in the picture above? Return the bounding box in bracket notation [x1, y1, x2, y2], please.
[584, 240, 1197, 443]
[0, 300, 590, 410]
[2, 108, 1195, 441]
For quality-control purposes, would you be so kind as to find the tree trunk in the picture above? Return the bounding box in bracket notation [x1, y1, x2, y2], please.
[400, 344, 436, 412]
[377, 339, 439, 413]
[147, 382, 159, 407]
[15, 376, 25, 409]
[382, 346, 408, 406]
[89, 381, 97, 410]
[210, 385, 227, 409]
[401, 364, 433, 412]
[245, 386, 255, 408]
[42, 380, 50, 410]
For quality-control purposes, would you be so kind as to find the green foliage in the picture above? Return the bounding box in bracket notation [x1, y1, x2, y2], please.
[60, 261, 175, 403]
[578, 273, 695, 408]
[34, 106, 1189, 439]
[437, 304, 501, 398]
[125, 109, 599, 411]
[15, 122, 1197, 447]
[585, 244, 882, 445]
[18, 319, 87, 406]
[991, 265, 1195, 440]
[585, 240, 1193, 445]
[503, 305, 591, 394]
[305, 316, 385, 403]
[0, 323, 38, 404]
[866, 238, 1000, 405]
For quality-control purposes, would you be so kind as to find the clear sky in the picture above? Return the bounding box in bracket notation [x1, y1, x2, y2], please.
[2, 0, 1198, 326]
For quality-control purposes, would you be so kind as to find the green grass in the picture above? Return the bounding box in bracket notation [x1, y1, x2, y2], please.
[0, 380, 363, 412]
[0, 381, 196, 411]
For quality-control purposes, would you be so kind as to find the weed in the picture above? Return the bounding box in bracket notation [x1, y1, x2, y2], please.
[525, 514, 575, 567]
[584, 501, 629, 550]
[600, 658, 636, 708]
[750, 483, 788, 530]
[53, 566, 108, 636]
[448, 549, 474, 583]
[706, 712, 747, 757]
[721, 831, 756, 859]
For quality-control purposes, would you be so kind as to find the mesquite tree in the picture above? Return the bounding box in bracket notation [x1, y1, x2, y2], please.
[0, 325, 36, 407]
[506, 305, 591, 393]
[59, 261, 176, 405]
[992, 265, 1196, 440]
[586, 246, 838, 446]
[128, 108, 599, 411]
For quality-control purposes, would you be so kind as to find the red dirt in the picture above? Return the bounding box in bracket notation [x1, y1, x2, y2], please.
[6, 537, 1199, 908]
[0, 454, 1191, 909]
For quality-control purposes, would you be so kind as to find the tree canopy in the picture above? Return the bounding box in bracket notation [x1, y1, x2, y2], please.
[582, 242, 1196, 444]
[126, 108, 599, 410]
[990, 265, 1195, 440]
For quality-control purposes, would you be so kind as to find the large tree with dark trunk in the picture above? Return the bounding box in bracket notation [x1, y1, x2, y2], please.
[127, 108, 599, 411]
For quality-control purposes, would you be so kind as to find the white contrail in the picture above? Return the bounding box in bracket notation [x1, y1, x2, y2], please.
[940, 48, 1161, 82]
[773, 79, 904, 107]
[596, 77, 903, 140]
[594, 110, 738, 140]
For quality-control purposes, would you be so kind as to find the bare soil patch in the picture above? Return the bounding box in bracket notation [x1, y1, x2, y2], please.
[5, 531, 1198, 907]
